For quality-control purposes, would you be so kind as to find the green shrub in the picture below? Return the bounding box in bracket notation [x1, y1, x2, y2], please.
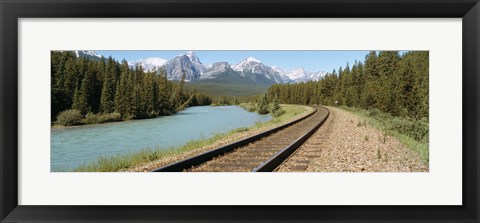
[239, 102, 256, 112]
[367, 109, 380, 118]
[97, 113, 122, 123]
[343, 106, 429, 143]
[386, 116, 428, 143]
[257, 107, 270, 115]
[147, 152, 158, 161]
[56, 109, 83, 126]
[272, 108, 286, 117]
[83, 113, 99, 124]
[235, 127, 250, 133]
[82, 112, 123, 124]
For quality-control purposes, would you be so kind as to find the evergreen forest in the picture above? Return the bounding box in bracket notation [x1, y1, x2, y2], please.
[51, 51, 212, 125]
[52, 51, 428, 127]
[266, 51, 429, 120]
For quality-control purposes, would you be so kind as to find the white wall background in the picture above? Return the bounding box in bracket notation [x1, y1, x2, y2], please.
[18, 18, 462, 205]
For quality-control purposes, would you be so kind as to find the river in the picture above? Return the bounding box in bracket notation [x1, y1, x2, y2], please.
[51, 106, 271, 171]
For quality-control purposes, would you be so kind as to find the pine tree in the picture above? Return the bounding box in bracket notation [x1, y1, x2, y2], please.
[272, 94, 281, 113]
[73, 90, 88, 115]
[257, 94, 270, 115]
[99, 57, 116, 113]
[51, 51, 73, 119]
[63, 58, 77, 107]
[362, 51, 380, 108]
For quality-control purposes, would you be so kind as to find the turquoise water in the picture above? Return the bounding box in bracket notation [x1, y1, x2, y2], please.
[51, 106, 271, 171]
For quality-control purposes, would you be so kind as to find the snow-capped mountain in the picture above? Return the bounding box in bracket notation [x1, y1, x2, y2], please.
[164, 51, 207, 81]
[71, 50, 103, 61]
[285, 67, 326, 83]
[201, 62, 233, 80]
[128, 57, 167, 72]
[121, 51, 326, 84]
[286, 67, 309, 81]
[199, 62, 257, 85]
[271, 66, 292, 83]
[271, 66, 286, 76]
[75, 51, 101, 58]
[307, 71, 327, 81]
[233, 57, 262, 73]
[232, 57, 286, 84]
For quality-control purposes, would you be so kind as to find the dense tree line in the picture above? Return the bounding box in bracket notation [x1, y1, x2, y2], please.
[51, 51, 212, 123]
[267, 51, 429, 120]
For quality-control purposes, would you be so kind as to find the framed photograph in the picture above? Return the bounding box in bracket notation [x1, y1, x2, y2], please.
[1, 0, 479, 222]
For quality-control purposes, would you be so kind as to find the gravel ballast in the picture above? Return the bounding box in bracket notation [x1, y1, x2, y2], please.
[277, 107, 428, 172]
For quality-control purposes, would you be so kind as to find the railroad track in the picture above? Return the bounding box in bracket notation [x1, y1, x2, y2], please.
[152, 106, 329, 172]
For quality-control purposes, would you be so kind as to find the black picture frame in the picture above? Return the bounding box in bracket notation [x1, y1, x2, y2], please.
[1, 0, 479, 222]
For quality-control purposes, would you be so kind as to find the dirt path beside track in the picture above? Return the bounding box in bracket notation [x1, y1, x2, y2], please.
[277, 107, 428, 172]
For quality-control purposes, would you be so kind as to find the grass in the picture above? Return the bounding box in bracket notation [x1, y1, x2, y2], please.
[59, 104, 312, 172]
[340, 106, 429, 165]
[356, 120, 367, 127]
[239, 102, 286, 117]
[239, 102, 257, 112]
[379, 132, 388, 144]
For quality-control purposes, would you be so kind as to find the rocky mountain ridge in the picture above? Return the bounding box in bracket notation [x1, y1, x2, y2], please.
[75, 51, 327, 84]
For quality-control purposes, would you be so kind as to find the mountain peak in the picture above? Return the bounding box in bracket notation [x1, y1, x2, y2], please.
[245, 56, 261, 63]
[182, 51, 202, 64]
[272, 66, 284, 73]
[165, 51, 206, 81]
[128, 57, 167, 71]
[200, 62, 233, 80]
[286, 67, 309, 80]
[234, 56, 263, 73]
[212, 61, 230, 67]
[185, 51, 196, 58]
[285, 67, 326, 83]
[71, 51, 104, 62]
[74, 51, 101, 58]
[271, 66, 292, 82]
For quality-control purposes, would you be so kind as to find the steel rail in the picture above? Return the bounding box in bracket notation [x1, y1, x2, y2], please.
[252, 106, 330, 172]
[151, 106, 319, 172]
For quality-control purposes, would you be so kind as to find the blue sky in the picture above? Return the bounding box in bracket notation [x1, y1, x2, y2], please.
[96, 50, 371, 73]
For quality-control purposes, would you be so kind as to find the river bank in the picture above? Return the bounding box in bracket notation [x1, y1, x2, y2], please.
[52, 105, 271, 171]
[54, 104, 312, 172]
[125, 104, 313, 172]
